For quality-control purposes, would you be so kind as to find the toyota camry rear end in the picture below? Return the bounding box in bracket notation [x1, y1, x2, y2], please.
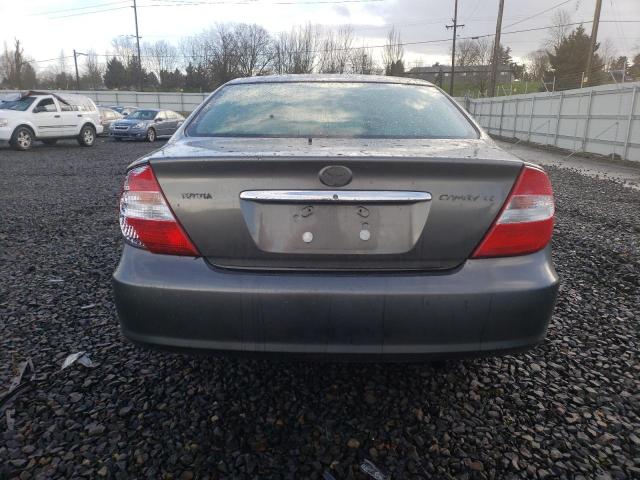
[112, 75, 559, 360]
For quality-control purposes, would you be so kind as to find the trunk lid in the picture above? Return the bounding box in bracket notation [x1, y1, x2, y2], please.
[149, 137, 523, 271]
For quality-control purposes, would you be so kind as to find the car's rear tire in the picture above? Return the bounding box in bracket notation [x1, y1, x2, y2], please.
[146, 128, 156, 142]
[10, 126, 34, 151]
[77, 125, 96, 147]
[42, 139, 58, 146]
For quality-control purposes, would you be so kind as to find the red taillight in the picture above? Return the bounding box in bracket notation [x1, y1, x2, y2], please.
[472, 165, 554, 258]
[119, 165, 199, 256]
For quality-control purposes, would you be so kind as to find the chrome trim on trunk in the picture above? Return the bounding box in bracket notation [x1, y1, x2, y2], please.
[239, 190, 431, 203]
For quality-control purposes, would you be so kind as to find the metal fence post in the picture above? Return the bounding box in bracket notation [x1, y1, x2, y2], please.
[135, 92, 139, 109]
[115, 91, 119, 106]
[490, 99, 494, 133]
[623, 86, 638, 161]
[527, 96, 536, 142]
[499, 100, 505, 137]
[157, 93, 161, 109]
[554, 93, 564, 146]
[513, 98, 519, 139]
[581, 90, 594, 152]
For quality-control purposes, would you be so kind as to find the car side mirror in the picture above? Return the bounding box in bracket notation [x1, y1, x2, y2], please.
[123, 112, 129, 116]
[155, 118, 162, 123]
[34, 106, 47, 113]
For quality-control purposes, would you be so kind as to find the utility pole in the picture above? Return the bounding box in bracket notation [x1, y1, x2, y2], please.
[446, 0, 464, 96]
[132, 0, 143, 92]
[585, 0, 603, 86]
[73, 49, 87, 91]
[489, 0, 505, 98]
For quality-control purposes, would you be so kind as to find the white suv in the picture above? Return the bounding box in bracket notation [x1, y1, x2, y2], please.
[0, 91, 103, 151]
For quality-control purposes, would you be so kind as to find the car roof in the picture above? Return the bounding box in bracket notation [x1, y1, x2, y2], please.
[225, 74, 436, 87]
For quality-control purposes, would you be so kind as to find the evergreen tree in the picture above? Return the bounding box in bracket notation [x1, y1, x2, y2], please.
[125, 56, 142, 90]
[144, 71, 159, 90]
[104, 57, 128, 89]
[629, 54, 640, 79]
[184, 63, 209, 92]
[21, 62, 37, 89]
[547, 25, 605, 89]
[385, 60, 404, 76]
[160, 68, 185, 91]
[497, 45, 512, 65]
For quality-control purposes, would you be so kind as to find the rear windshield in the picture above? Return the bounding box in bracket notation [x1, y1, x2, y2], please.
[186, 82, 478, 139]
[128, 110, 156, 120]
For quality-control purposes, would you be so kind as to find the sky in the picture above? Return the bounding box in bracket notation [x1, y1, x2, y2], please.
[0, 0, 638, 73]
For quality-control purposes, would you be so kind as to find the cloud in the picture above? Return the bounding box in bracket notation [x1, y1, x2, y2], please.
[333, 5, 351, 18]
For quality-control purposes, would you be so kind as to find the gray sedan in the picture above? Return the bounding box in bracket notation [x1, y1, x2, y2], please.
[109, 108, 184, 142]
[112, 75, 559, 360]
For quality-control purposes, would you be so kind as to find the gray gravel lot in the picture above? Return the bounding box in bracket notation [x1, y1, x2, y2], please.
[1, 139, 639, 480]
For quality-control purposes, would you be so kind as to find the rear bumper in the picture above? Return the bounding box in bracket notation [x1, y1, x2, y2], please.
[112, 245, 559, 359]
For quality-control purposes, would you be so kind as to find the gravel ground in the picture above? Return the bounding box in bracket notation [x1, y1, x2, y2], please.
[1, 139, 639, 480]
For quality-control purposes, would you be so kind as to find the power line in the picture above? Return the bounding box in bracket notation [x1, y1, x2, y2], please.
[463, 0, 482, 22]
[503, 0, 575, 29]
[49, 6, 132, 19]
[32, 56, 75, 64]
[32, 1, 130, 16]
[610, 0, 630, 55]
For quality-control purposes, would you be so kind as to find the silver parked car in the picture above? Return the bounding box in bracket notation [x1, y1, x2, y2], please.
[109, 105, 138, 116]
[113, 75, 559, 360]
[109, 109, 184, 142]
[98, 107, 123, 134]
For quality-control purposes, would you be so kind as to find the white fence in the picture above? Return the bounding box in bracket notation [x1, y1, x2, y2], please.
[1, 89, 210, 114]
[466, 82, 640, 162]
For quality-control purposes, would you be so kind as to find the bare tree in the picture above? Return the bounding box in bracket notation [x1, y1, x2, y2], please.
[143, 40, 178, 77]
[204, 24, 241, 86]
[525, 49, 550, 80]
[476, 38, 494, 65]
[545, 9, 572, 49]
[350, 46, 376, 74]
[84, 49, 103, 89]
[179, 32, 211, 68]
[454, 39, 478, 66]
[599, 38, 617, 70]
[111, 36, 138, 68]
[0, 39, 27, 88]
[317, 26, 353, 74]
[382, 27, 404, 75]
[233, 23, 273, 76]
[273, 24, 318, 74]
